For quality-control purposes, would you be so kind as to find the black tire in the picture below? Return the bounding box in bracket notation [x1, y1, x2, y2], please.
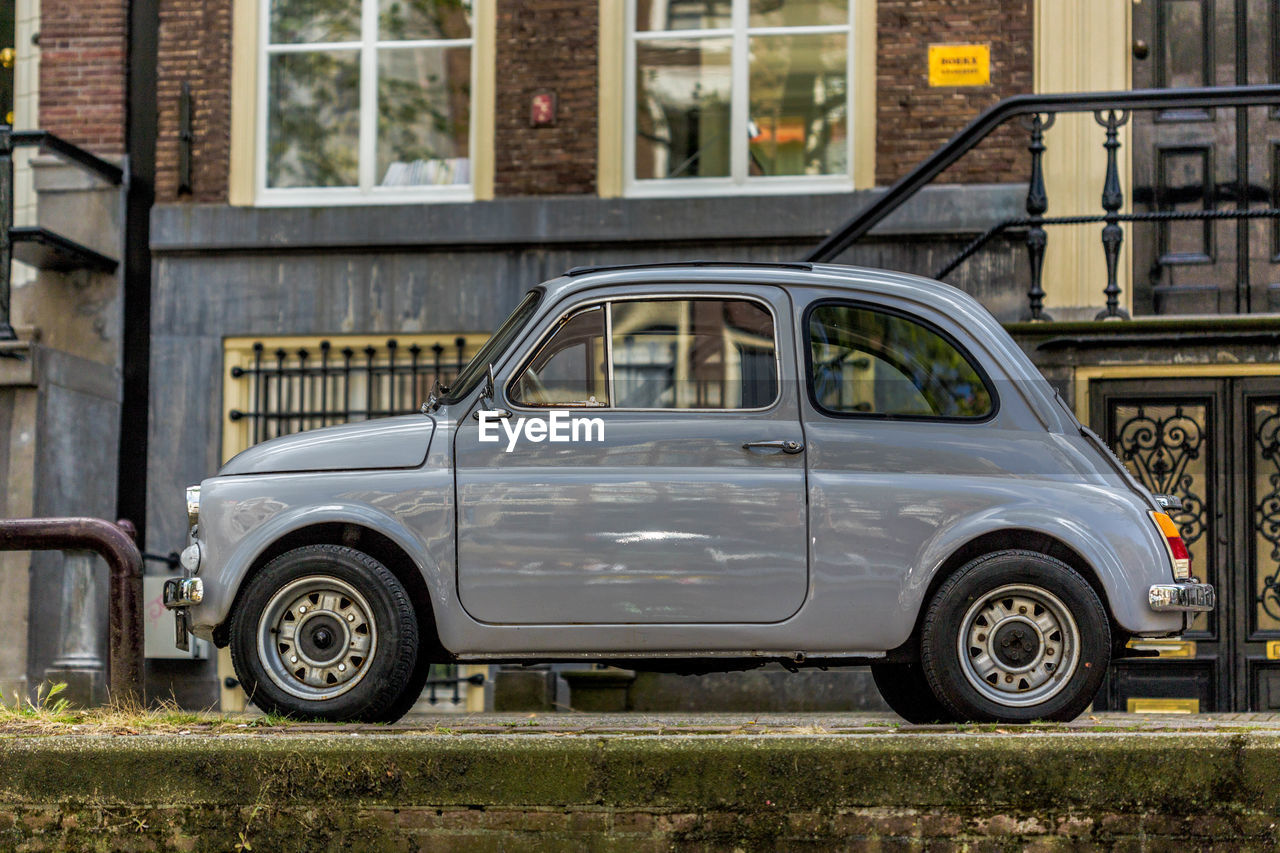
[383, 624, 438, 722]
[919, 549, 1110, 723]
[229, 544, 420, 723]
[871, 662, 958, 724]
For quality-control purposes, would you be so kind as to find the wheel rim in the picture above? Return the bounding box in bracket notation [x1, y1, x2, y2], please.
[256, 575, 378, 702]
[956, 583, 1081, 708]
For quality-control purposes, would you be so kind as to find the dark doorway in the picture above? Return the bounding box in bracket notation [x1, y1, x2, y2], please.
[1130, 0, 1279, 315]
[1090, 375, 1280, 712]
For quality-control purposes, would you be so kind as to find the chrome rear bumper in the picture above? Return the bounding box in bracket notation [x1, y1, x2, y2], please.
[1149, 582, 1215, 612]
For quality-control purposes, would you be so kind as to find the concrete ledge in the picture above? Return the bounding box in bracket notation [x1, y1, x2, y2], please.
[150, 184, 1024, 254]
[2, 731, 1279, 849]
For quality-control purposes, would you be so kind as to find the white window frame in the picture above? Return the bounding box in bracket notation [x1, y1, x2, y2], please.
[624, 0, 856, 198]
[255, 0, 477, 206]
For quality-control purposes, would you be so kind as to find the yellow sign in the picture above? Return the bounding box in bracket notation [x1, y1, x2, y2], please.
[1126, 697, 1200, 715]
[928, 44, 991, 87]
[1126, 638, 1197, 658]
[1267, 640, 1280, 659]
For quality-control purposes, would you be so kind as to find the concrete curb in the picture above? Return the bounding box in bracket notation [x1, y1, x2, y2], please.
[2, 731, 1278, 849]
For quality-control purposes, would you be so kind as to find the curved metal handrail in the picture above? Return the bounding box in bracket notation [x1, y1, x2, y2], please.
[0, 517, 143, 702]
[804, 85, 1280, 263]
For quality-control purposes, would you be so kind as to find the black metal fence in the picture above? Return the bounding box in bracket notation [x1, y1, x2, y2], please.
[805, 85, 1280, 320]
[228, 336, 474, 444]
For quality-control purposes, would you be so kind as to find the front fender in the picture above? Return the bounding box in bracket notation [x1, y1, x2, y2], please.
[190, 500, 444, 638]
[905, 490, 1183, 642]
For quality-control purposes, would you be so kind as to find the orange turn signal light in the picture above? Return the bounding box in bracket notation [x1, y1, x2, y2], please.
[1150, 511, 1191, 579]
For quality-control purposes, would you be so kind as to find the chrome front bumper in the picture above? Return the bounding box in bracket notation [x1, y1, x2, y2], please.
[163, 576, 203, 609]
[163, 577, 204, 653]
[1149, 582, 1215, 612]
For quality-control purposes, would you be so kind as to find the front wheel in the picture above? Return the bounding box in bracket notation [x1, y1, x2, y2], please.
[229, 544, 420, 722]
[919, 550, 1110, 723]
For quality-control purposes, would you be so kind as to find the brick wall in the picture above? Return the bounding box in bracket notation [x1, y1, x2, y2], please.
[38, 0, 127, 153]
[494, 0, 598, 196]
[876, 0, 1034, 185]
[135, 0, 1033, 203]
[155, 0, 232, 202]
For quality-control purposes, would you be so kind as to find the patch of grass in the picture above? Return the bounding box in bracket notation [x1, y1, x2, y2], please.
[0, 683, 276, 736]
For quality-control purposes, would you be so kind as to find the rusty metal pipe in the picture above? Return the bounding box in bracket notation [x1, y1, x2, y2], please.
[0, 517, 143, 703]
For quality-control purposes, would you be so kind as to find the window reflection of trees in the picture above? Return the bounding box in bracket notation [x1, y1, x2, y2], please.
[266, 0, 472, 190]
[809, 306, 993, 418]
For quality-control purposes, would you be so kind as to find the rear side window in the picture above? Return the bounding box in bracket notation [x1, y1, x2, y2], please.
[807, 303, 994, 419]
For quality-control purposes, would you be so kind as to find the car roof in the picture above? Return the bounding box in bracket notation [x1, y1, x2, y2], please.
[541, 261, 979, 317]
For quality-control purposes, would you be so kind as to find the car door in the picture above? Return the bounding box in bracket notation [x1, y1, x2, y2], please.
[453, 284, 808, 625]
[799, 297, 1021, 644]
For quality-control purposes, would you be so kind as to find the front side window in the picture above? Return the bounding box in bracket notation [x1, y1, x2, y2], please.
[808, 303, 994, 419]
[611, 299, 776, 408]
[630, 0, 851, 192]
[262, 0, 473, 201]
[510, 297, 778, 410]
[511, 306, 609, 407]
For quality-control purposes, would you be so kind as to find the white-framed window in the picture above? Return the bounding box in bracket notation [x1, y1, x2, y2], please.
[257, 0, 476, 205]
[626, 0, 855, 197]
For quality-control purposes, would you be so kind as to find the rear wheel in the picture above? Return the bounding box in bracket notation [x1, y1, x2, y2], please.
[919, 549, 1110, 723]
[870, 662, 957, 724]
[229, 544, 420, 722]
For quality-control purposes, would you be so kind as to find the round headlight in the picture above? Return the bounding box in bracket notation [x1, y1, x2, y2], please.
[186, 485, 201, 527]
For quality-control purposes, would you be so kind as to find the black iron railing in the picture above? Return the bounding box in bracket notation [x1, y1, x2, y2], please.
[804, 86, 1280, 320]
[228, 336, 473, 444]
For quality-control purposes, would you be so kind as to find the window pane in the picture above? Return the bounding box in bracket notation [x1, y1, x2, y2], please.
[748, 0, 848, 28]
[808, 305, 992, 418]
[267, 51, 360, 188]
[377, 47, 471, 186]
[269, 0, 360, 44]
[379, 0, 472, 41]
[635, 38, 732, 180]
[748, 33, 847, 177]
[512, 307, 608, 407]
[636, 0, 733, 32]
[611, 300, 777, 409]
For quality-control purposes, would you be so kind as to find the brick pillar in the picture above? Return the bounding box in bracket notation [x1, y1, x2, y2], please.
[494, 0, 599, 196]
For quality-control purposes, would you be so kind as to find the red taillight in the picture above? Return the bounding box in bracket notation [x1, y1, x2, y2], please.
[1151, 511, 1191, 579]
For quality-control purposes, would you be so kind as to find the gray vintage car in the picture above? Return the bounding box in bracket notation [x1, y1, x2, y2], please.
[164, 262, 1213, 723]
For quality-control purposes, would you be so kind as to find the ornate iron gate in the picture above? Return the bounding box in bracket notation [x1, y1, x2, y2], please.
[1091, 375, 1280, 712]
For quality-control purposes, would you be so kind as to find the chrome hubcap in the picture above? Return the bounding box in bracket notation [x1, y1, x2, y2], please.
[957, 584, 1080, 707]
[257, 576, 377, 701]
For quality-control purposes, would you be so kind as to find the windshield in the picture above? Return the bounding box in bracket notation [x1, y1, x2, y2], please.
[440, 289, 543, 404]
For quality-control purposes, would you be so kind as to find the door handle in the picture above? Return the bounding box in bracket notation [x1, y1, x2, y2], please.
[743, 439, 804, 454]
[473, 408, 512, 420]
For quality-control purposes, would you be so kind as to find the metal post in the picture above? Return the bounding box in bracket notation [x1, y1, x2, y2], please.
[1095, 109, 1132, 320]
[45, 550, 106, 705]
[1021, 113, 1055, 321]
[0, 124, 14, 341]
[0, 517, 144, 703]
